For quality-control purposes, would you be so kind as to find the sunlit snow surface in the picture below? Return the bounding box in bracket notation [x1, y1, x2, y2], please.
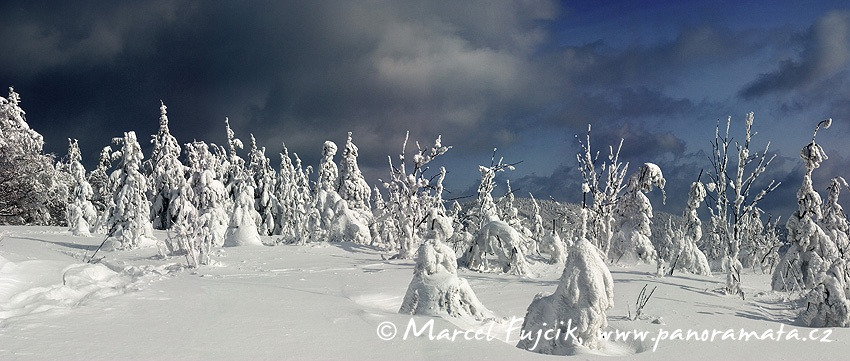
[0, 226, 846, 360]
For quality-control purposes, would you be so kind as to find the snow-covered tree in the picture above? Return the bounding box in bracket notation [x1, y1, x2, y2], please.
[674, 180, 712, 276]
[469, 151, 517, 229]
[224, 177, 263, 247]
[799, 260, 850, 327]
[319, 132, 373, 245]
[222, 117, 246, 207]
[382, 132, 451, 259]
[148, 101, 185, 230]
[610, 163, 665, 270]
[705, 113, 778, 296]
[461, 219, 531, 276]
[0, 87, 65, 225]
[501, 180, 536, 256]
[247, 134, 278, 236]
[185, 141, 228, 250]
[399, 208, 494, 320]
[821, 177, 850, 256]
[166, 180, 200, 264]
[460, 154, 530, 275]
[517, 235, 614, 354]
[773, 119, 840, 292]
[310, 140, 341, 242]
[539, 226, 566, 265]
[337, 132, 372, 215]
[274, 143, 303, 243]
[106, 131, 156, 250]
[575, 124, 628, 259]
[655, 219, 678, 276]
[89, 146, 113, 233]
[64, 139, 96, 236]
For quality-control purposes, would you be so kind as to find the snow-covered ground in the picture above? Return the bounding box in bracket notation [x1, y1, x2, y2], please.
[0, 226, 845, 360]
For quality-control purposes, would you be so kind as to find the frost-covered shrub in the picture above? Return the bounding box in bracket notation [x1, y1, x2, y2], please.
[517, 237, 614, 354]
[399, 208, 494, 320]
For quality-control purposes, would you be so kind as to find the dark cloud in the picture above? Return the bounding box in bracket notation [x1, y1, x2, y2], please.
[0, 0, 562, 170]
[739, 10, 850, 99]
[2, 1, 849, 222]
[551, 87, 701, 127]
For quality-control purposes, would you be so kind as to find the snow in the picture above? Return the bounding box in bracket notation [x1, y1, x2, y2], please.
[0, 225, 848, 360]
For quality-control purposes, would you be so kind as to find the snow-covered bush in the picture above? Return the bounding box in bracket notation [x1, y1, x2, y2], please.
[516, 236, 614, 354]
[106, 131, 156, 250]
[610, 163, 665, 269]
[148, 101, 185, 230]
[65, 139, 96, 236]
[399, 208, 494, 320]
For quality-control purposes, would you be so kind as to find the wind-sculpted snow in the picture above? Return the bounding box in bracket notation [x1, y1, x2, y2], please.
[0, 257, 129, 322]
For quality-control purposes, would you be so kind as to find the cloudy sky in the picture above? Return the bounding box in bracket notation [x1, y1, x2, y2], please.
[2, 1, 850, 218]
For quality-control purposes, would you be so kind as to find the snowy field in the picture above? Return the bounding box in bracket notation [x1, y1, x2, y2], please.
[1, 226, 845, 360]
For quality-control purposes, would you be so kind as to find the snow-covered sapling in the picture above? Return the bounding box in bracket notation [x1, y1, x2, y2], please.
[106, 131, 156, 250]
[517, 236, 614, 354]
[675, 180, 712, 276]
[148, 101, 185, 230]
[223, 178, 264, 247]
[399, 208, 494, 320]
[65, 139, 97, 237]
[610, 163, 665, 270]
[799, 260, 850, 327]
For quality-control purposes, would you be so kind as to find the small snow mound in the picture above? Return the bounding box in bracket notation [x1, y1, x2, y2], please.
[0, 263, 130, 322]
[349, 293, 402, 313]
